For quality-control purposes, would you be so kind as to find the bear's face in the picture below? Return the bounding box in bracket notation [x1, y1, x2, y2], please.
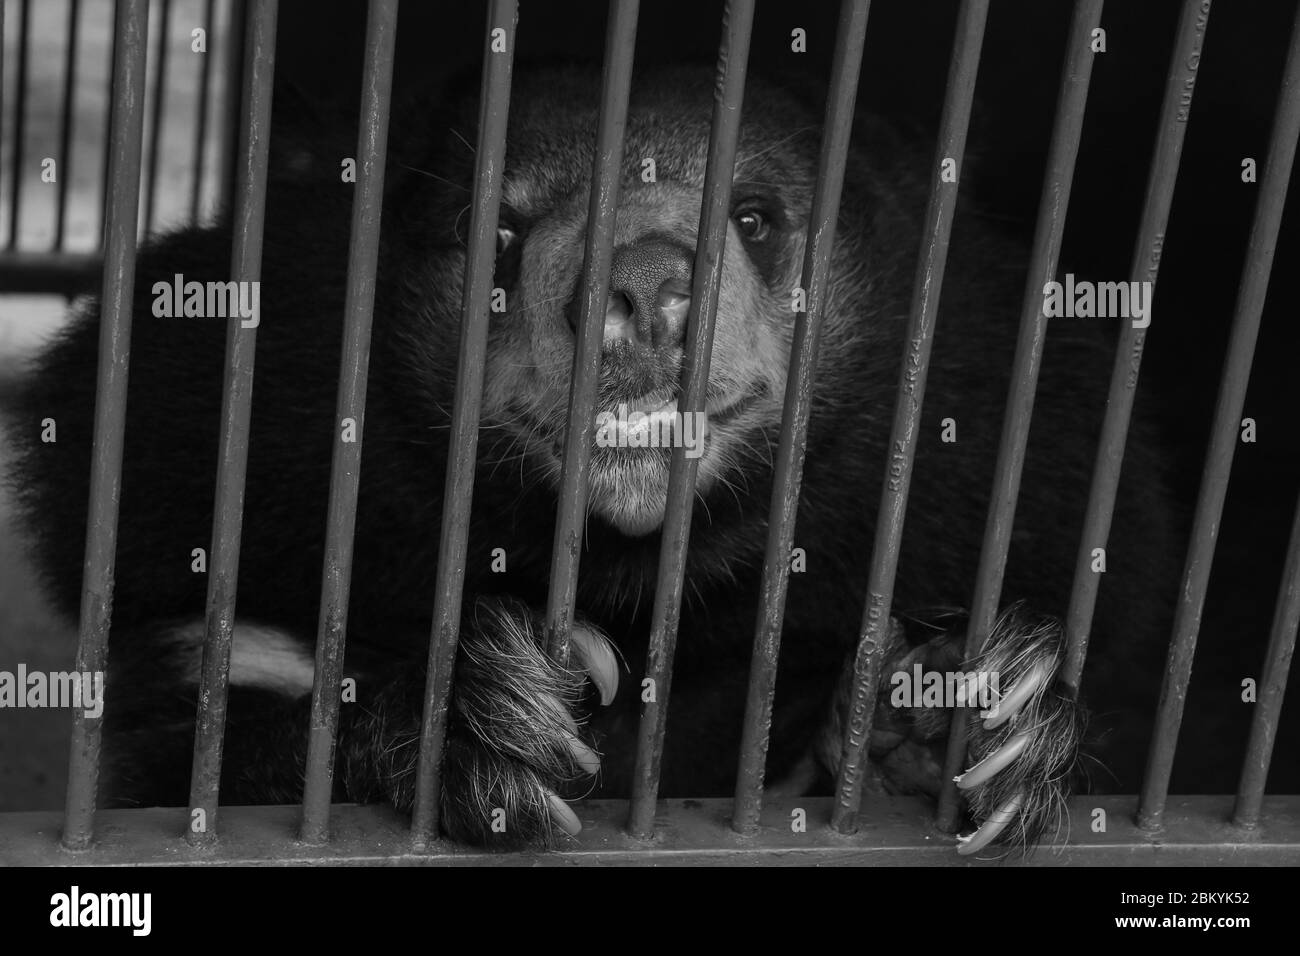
[465, 67, 826, 536]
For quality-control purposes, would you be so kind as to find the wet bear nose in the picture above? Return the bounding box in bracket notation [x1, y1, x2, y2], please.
[570, 239, 694, 349]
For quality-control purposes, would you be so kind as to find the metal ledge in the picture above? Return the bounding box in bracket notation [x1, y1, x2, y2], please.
[0, 251, 103, 295]
[2, 795, 1298, 866]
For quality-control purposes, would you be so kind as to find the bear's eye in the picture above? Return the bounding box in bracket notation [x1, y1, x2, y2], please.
[497, 227, 518, 253]
[735, 209, 770, 242]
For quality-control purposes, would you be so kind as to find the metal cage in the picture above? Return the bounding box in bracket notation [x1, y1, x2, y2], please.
[1, 0, 1298, 865]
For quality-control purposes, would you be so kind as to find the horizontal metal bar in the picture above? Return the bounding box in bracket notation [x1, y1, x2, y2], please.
[61, 0, 151, 853]
[186, 0, 279, 847]
[1139, 6, 1300, 831]
[544, 0, 641, 664]
[5, 797, 1299, 866]
[301, 0, 400, 846]
[829, 0, 988, 836]
[627, 0, 757, 840]
[934, 0, 1104, 834]
[409, 0, 519, 848]
[0, 251, 103, 294]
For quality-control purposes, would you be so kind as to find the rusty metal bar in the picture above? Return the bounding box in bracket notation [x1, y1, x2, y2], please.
[409, 0, 519, 848]
[827, 0, 989, 836]
[1234, 486, 1300, 827]
[10, 796, 1300, 866]
[300, 0, 399, 846]
[143, 0, 172, 234]
[544, 0, 641, 665]
[190, 0, 217, 223]
[60, 0, 149, 852]
[54, 0, 83, 249]
[731, 0, 875, 835]
[627, 0, 756, 840]
[934, 0, 1104, 834]
[6, 0, 31, 249]
[1062, 0, 1210, 693]
[1140, 9, 1300, 830]
[186, 0, 278, 847]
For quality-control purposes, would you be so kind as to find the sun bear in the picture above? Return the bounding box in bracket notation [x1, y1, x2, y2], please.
[4, 65, 1180, 850]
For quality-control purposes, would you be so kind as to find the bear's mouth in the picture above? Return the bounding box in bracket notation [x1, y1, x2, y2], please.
[493, 382, 768, 535]
[503, 385, 764, 457]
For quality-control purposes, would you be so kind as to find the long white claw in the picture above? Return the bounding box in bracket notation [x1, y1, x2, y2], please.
[564, 732, 602, 776]
[545, 790, 582, 837]
[955, 730, 1031, 790]
[956, 791, 1025, 856]
[981, 659, 1053, 729]
[571, 627, 619, 706]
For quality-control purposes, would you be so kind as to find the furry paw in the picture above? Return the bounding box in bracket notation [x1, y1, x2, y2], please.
[952, 605, 1081, 856]
[439, 599, 619, 847]
[348, 598, 618, 849]
[817, 604, 1082, 856]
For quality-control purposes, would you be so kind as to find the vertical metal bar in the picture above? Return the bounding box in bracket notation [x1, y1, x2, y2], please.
[1234, 486, 1300, 827]
[544, 0, 640, 665]
[826, 0, 988, 836]
[731, 0, 875, 835]
[219, 0, 246, 218]
[300, 0, 399, 846]
[54, 0, 83, 249]
[409, 0, 518, 848]
[190, 0, 217, 223]
[143, 0, 172, 235]
[99, 0, 118, 248]
[627, 0, 756, 840]
[0, 0, 4, 245]
[61, 0, 149, 852]
[185, 0, 278, 847]
[934, 0, 1104, 834]
[1062, 0, 1210, 693]
[1140, 8, 1300, 830]
[6, 0, 31, 249]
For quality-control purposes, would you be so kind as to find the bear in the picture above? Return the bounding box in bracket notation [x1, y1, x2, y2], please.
[4, 64, 1180, 850]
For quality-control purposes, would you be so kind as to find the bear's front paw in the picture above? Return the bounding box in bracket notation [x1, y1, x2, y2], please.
[952, 605, 1081, 856]
[437, 599, 619, 848]
[349, 598, 618, 849]
[818, 604, 1082, 857]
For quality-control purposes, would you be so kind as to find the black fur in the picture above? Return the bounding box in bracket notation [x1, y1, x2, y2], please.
[4, 66, 1180, 845]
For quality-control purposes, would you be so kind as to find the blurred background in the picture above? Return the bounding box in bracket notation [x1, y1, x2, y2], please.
[1, 0, 1297, 812]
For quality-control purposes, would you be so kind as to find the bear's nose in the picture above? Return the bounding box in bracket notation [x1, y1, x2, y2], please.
[571, 239, 694, 349]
